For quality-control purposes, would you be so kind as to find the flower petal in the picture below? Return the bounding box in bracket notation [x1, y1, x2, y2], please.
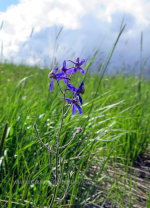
[63, 60, 66, 68]
[56, 72, 65, 77]
[66, 68, 74, 74]
[79, 59, 85, 66]
[72, 104, 76, 115]
[79, 81, 84, 89]
[76, 57, 79, 63]
[48, 80, 54, 91]
[64, 78, 68, 84]
[78, 95, 83, 105]
[73, 68, 78, 73]
[56, 72, 66, 82]
[76, 104, 83, 114]
[67, 83, 77, 93]
[57, 78, 61, 82]
[79, 67, 85, 74]
[61, 73, 68, 84]
[54, 67, 58, 73]
[65, 98, 73, 104]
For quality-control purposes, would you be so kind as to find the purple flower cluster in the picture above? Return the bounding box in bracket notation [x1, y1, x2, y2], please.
[48, 58, 85, 115]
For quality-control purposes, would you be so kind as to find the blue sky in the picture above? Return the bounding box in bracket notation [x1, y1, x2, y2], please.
[0, 0, 19, 12]
[0, 0, 150, 72]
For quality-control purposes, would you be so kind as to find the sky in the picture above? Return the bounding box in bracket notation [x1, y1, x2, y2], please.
[0, 0, 150, 72]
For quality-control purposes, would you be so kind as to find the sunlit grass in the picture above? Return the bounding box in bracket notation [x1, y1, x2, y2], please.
[0, 62, 150, 207]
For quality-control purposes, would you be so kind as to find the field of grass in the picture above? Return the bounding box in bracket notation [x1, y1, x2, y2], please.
[0, 62, 150, 207]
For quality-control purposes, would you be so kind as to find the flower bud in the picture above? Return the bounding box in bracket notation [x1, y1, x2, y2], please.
[78, 86, 85, 94]
[48, 72, 56, 79]
[76, 127, 82, 134]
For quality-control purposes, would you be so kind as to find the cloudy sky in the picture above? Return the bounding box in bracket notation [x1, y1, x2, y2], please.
[0, 0, 150, 71]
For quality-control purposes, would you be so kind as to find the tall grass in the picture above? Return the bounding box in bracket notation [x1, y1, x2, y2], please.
[0, 59, 150, 207]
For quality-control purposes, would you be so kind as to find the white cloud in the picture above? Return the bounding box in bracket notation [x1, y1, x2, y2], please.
[0, 0, 85, 58]
[0, 0, 150, 64]
[83, 0, 150, 26]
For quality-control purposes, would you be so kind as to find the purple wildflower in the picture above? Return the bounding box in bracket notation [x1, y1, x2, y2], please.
[64, 97, 83, 115]
[68, 58, 85, 74]
[67, 81, 85, 105]
[61, 61, 73, 75]
[48, 67, 67, 91]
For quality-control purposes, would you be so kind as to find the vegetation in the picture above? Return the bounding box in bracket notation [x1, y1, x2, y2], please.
[0, 62, 150, 207]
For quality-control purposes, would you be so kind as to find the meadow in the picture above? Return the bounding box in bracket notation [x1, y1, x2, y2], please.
[0, 61, 150, 207]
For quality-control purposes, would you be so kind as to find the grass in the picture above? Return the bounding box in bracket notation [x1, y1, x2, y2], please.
[0, 62, 150, 207]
